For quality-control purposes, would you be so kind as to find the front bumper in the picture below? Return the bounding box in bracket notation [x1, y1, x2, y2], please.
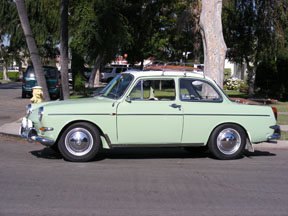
[20, 118, 54, 146]
[268, 125, 281, 141]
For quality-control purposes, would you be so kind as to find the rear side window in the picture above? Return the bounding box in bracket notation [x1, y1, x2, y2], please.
[102, 67, 113, 73]
[180, 79, 222, 102]
[116, 68, 126, 73]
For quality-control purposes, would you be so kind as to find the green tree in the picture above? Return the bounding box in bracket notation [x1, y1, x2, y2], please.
[223, 0, 276, 96]
[70, 0, 130, 88]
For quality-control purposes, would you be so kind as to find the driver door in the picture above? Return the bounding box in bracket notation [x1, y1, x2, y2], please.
[116, 78, 183, 145]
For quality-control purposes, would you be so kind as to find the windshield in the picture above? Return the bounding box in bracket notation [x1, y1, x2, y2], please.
[100, 74, 133, 99]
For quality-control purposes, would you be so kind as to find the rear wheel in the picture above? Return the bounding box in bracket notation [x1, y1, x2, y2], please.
[208, 124, 246, 160]
[22, 91, 26, 98]
[58, 122, 101, 162]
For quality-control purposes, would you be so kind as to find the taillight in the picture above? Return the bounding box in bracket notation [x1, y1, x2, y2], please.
[272, 107, 278, 120]
[56, 81, 59, 87]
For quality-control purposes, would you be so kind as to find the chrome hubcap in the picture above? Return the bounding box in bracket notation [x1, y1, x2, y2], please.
[217, 128, 241, 155]
[65, 128, 93, 156]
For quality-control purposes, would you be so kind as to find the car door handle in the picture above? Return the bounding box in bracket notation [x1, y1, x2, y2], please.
[170, 103, 181, 109]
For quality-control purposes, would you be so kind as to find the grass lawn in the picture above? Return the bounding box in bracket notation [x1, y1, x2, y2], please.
[268, 102, 288, 112]
[0, 72, 20, 80]
[279, 130, 288, 140]
[277, 115, 288, 125]
[225, 90, 248, 98]
[70, 95, 88, 99]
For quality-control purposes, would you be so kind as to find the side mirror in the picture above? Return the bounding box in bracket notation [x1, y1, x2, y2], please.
[125, 96, 131, 103]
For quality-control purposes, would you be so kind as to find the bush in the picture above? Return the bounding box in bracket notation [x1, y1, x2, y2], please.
[224, 68, 231, 81]
[255, 57, 288, 101]
[239, 81, 248, 93]
[74, 73, 85, 93]
[224, 77, 245, 91]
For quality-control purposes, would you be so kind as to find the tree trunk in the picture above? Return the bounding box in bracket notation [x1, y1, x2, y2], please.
[3, 60, 9, 81]
[246, 59, 257, 96]
[88, 55, 102, 88]
[199, 0, 227, 88]
[18, 59, 23, 79]
[15, 0, 50, 101]
[60, 0, 70, 100]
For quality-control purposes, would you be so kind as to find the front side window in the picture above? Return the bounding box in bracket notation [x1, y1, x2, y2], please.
[130, 79, 175, 101]
[180, 79, 222, 102]
[100, 74, 133, 99]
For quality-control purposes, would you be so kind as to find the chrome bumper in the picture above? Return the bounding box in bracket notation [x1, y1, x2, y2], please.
[268, 125, 281, 141]
[20, 118, 54, 146]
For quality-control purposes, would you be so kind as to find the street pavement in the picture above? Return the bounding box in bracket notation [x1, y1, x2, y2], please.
[1, 135, 288, 216]
[0, 82, 30, 127]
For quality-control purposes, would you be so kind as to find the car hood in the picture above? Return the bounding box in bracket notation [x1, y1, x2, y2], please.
[35, 96, 116, 114]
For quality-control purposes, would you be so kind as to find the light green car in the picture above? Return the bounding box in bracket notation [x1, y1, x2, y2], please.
[20, 69, 280, 162]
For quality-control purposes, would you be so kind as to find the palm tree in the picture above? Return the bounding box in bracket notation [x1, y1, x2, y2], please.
[15, 0, 50, 101]
[60, 0, 70, 100]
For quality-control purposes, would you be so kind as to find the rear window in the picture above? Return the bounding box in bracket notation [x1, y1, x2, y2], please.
[24, 67, 58, 79]
[43, 67, 58, 79]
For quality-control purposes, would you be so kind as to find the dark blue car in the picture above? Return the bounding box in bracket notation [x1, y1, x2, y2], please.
[22, 66, 60, 99]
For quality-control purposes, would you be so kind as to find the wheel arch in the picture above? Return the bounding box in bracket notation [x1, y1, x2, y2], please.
[54, 120, 105, 146]
[206, 122, 251, 145]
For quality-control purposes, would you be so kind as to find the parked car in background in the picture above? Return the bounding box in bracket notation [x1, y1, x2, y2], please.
[22, 66, 60, 99]
[100, 65, 131, 83]
[21, 65, 280, 162]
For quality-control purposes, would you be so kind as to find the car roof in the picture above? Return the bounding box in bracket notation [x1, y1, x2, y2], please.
[123, 69, 214, 82]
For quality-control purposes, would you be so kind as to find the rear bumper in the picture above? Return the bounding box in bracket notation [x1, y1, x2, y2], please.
[268, 125, 281, 141]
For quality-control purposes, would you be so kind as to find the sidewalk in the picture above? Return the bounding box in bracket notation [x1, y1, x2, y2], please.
[1, 119, 287, 149]
[0, 119, 22, 138]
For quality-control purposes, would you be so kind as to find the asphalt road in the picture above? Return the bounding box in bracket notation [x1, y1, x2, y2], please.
[0, 82, 30, 126]
[0, 135, 288, 216]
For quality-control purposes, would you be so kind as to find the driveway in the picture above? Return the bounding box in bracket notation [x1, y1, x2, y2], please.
[0, 82, 30, 126]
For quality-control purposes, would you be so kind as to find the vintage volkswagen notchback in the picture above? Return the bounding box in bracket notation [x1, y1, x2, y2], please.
[20, 67, 280, 162]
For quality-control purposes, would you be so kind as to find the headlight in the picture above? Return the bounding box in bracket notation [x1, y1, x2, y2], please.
[27, 104, 32, 116]
[38, 106, 44, 121]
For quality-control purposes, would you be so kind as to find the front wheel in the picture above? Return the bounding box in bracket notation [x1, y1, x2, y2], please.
[58, 122, 101, 162]
[208, 124, 246, 160]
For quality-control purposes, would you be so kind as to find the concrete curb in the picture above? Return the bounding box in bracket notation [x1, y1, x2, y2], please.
[0, 132, 23, 140]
